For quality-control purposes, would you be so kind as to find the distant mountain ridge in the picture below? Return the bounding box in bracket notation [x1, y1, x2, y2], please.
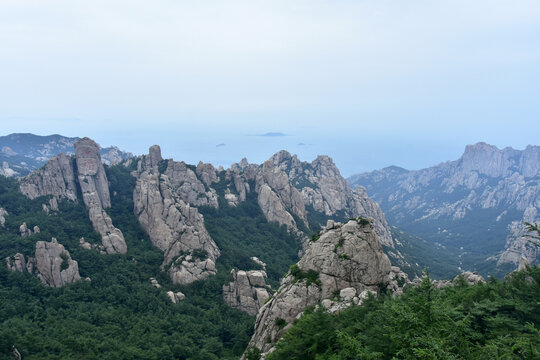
[349, 142, 540, 275]
[0, 133, 132, 177]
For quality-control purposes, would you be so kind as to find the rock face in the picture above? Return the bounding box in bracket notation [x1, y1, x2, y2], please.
[19, 152, 78, 201]
[5, 238, 81, 287]
[167, 291, 186, 303]
[350, 142, 540, 268]
[0, 133, 132, 177]
[497, 206, 540, 266]
[223, 269, 271, 315]
[253, 151, 394, 247]
[74, 138, 127, 254]
[0, 208, 7, 227]
[244, 219, 407, 356]
[132, 145, 220, 284]
[19, 137, 127, 254]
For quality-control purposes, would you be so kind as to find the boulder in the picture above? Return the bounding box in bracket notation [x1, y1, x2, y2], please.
[223, 269, 271, 315]
[5, 238, 81, 287]
[0, 208, 7, 227]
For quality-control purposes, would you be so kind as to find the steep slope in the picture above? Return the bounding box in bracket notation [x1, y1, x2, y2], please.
[0, 133, 132, 177]
[255, 151, 394, 248]
[18, 138, 127, 254]
[129, 145, 398, 284]
[132, 145, 220, 284]
[349, 142, 540, 274]
[243, 218, 408, 357]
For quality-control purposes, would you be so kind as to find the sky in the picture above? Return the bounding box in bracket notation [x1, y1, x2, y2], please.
[1, 0, 539, 177]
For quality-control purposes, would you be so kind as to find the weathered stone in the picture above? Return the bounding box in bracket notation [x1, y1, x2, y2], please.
[518, 255, 530, 272]
[454, 271, 485, 286]
[19, 222, 32, 237]
[244, 220, 407, 357]
[5, 253, 26, 272]
[19, 153, 78, 201]
[6, 238, 81, 287]
[150, 277, 161, 289]
[0, 208, 7, 227]
[133, 146, 220, 285]
[251, 257, 267, 270]
[339, 287, 356, 301]
[33, 238, 81, 287]
[223, 269, 271, 315]
[167, 291, 186, 303]
[75, 138, 127, 254]
[19, 137, 127, 254]
[251, 150, 394, 248]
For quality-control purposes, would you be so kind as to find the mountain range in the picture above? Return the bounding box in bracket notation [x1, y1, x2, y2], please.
[1, 134, 538, 358]
[349, 142, 540, 276]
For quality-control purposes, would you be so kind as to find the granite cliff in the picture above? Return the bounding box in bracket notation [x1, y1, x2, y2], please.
[132, 145, 220, 284]
[243, 218, 408, 357]
[19, 138, 127, 254]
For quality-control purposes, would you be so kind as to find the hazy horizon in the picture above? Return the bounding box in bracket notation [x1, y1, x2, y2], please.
[1, 1, 539, 176]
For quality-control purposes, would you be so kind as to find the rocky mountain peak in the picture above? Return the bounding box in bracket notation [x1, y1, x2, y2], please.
[349, 141, 540, 273]
[132, 145, 220, 284]
[459, 142, 520, 178]
[19, 137, 127, 254]
[268, 150, 293, 166]
[148, 145, 162, 168]
[243, 218, 408, 356]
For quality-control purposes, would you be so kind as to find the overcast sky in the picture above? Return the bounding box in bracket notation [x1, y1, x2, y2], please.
[1, 0, 539, 176]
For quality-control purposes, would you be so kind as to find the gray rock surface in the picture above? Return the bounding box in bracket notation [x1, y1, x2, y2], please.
[254, 151, 394, 247]
[0, 161, 18, 177]
[133, 145, 220, 285]
[244, 219, 407, 356]
[497, 206, 539, 266]
[19, 152, 78, 201]
[5, 238, 81, 287]
[19, 222, 32, 237]
[19, 137, 127, 254]
[0, 208, 7, 227]
[167, 291, 186, 303]
[223, 269, 271, 315]
[75, 138, 127, 254]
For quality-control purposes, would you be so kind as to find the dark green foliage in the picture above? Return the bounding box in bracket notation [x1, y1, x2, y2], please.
[268, 267, 540, 360]
[198, 190, 301, 288]
[59, 252, 69, 271]
[191, 248, 208, 261]
[289, 264, 322, 287]
[0, 169, 255, 360]
[274, 318, 287, 330]
[389, 228, 461, 280]
[245, 347, 261, 360]
[304, 204, 347, 235]
[157, 159, 169, 174]
[310, 233, 320, 242]
[356, 216, 370, 226]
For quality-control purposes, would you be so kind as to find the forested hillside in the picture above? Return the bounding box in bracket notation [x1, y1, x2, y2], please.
[0, 163, 302, 359]
[267, 267, 540, 360]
